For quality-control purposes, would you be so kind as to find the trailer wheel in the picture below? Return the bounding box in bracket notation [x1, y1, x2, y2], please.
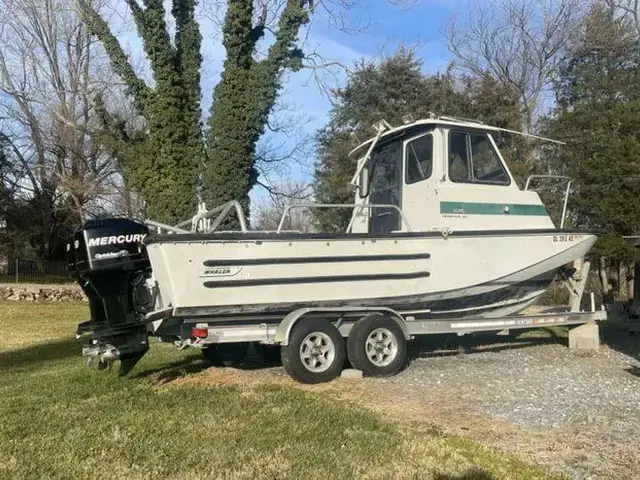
[202, 342, 249, 366]
[253, 342, 282, 365]
[282, 318, 345, 384]
[347, 314, 406, 377]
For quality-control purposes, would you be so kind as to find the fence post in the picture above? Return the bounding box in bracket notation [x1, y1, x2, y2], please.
[15, 258, 18, 284]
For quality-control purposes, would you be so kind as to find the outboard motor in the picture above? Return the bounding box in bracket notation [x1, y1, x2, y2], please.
[68, 218, 153, 376]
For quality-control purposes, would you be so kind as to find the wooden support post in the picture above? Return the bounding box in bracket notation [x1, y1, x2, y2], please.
[567, 259, 590, 313]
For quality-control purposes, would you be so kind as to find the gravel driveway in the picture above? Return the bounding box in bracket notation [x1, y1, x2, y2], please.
[373, 326, 640, 479]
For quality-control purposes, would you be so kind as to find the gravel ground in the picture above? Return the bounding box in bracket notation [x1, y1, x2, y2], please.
[373, 326, 640, 479]
[391, 333, 640, 430]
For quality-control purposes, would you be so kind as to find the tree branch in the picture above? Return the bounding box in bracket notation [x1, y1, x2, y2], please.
[249, 0, 311, 135]
[172, 0, 203, 133]
[129, 0, 178, 90]
[0, 130, 40, 195]
[76, 0, 151, 113]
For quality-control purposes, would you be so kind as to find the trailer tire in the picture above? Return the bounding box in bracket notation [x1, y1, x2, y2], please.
[282, 318, 345, 384]
[202, 342, 249, 366]
[347, 314, 406, 377]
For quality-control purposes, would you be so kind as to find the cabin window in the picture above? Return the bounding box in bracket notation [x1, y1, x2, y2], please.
[405, 134, 433, 184]
[448, 131, 510, 185]
[369, 141, 402, 233]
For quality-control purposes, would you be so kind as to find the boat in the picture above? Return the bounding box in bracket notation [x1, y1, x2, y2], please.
[69, 116, 598, 376]
[143, 116, 596, 320]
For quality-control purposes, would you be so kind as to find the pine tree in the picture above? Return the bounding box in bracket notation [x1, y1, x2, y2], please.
[544, 3, 640, 235]
[543, 2, 640, 298]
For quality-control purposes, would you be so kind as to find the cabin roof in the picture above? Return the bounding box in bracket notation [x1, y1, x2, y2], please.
[348, 116, 562, 158]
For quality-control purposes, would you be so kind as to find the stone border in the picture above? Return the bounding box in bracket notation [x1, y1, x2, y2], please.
[0, 283, 86, 302]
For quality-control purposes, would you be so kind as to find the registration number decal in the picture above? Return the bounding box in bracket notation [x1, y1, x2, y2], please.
[553, 234, 579, 243]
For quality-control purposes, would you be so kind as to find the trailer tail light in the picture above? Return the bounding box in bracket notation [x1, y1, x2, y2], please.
[191, 327, 208, 339]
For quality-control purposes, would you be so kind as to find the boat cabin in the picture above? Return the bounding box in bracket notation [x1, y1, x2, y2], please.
[348, 117, 556, 234]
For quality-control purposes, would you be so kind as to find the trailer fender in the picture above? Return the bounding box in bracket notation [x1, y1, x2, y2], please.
[275, 307, 409, 346]
[275, 308, 318, 346]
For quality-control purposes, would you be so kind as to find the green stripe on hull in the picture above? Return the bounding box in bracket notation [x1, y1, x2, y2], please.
[440, 201, 548, 216]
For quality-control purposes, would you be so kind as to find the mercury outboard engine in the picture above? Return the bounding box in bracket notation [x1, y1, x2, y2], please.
[68, 218, 153, 376]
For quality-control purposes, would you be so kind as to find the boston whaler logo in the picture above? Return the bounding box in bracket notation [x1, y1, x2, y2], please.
[87, 234, 146, 247]
[201, 265, 242, 278]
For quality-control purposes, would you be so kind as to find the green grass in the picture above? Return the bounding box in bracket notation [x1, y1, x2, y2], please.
[0, 302, 561, 480]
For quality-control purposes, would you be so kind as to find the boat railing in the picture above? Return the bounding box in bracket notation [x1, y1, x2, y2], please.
[524, 175, 572, 229]
[146, 200, 248, 234]
[147, 201, 411, 235]
[277, 203, 412, 234]
[145, 220, 191, 234]
[189, 200, 248, 233]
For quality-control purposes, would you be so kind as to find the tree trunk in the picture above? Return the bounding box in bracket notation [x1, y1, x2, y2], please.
[634, 263, 640, 306]
[627, 262, 635, 303]
[599, 256, 611, 301]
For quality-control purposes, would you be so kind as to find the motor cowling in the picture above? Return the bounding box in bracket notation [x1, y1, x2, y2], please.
[68, 218, 152, 376]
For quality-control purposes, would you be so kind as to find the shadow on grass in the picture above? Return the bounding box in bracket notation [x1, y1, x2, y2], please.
[133, 357, 211, 383]
[133, 345, 283, 385]
[434, 469, 494, 480]
[0, 336, 81, 370]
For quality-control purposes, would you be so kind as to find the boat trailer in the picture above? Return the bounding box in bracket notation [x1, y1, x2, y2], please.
[71, 203, 606, 383]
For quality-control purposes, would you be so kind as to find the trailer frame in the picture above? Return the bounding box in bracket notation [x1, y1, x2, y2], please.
[156, 307, 606, 348]
[144, 304, 607, 383]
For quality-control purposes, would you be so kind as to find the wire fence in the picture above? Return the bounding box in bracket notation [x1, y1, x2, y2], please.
[0, 258, 72, 284]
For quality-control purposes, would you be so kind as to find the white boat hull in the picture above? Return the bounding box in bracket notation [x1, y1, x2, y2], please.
[145, 230, 596, 321]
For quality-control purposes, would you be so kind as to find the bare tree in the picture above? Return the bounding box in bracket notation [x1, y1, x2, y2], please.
[0, 0, 121, 257]
[605, 0, 640, 38]
[253, 179, 314, 232]
[445, 0, 586, 132]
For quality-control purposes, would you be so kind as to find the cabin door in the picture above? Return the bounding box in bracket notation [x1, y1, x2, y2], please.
[402, 130, 439, 231]
[369, 141, 402, 234]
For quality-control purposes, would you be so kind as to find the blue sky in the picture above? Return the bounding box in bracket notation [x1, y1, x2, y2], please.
[253, 0, 462, 197]
[280, 0, 458, 129]
[112, 0, 462, 203]
[247, 0, 461, 201]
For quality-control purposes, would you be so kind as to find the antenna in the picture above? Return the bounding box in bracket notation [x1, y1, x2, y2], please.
[437, 115, 566, 145]
[349, 131, 362, 147]
[490, 127, 566, 145]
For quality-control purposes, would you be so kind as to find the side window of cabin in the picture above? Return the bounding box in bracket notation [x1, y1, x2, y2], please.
[448, 132, 471, 182]
[448, 131, 509, 185]
[405, 134, 433, 184]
